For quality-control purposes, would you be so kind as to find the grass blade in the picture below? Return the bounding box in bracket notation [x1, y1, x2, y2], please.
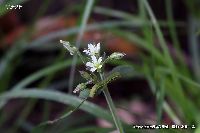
[69, 0, 95, 93]
[28, 21, 141, 48]
[11, 59, 81, 91]
[0, 89, 112, 122]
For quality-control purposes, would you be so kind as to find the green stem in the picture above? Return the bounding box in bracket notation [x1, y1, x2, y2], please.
[68, 0, 94, 93]
[99, 73, 124, 133]
[77, 51, 86, 64]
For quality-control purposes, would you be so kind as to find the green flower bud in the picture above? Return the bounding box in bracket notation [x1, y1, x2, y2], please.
[89, 84, 99, 98]
[60, 40, 77, 55]
[109, 52, 125, 60]
[73, 83, 86, 93]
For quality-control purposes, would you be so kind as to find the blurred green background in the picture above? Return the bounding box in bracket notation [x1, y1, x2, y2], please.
[0, 0, 200, 133]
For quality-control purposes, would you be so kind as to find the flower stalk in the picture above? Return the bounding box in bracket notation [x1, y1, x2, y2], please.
[99, 73, 124, 133]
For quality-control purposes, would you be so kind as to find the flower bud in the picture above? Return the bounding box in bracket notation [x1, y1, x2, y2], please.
[73, 83, 86, 93]
[109, 52, 125, 60]
[60, 40, 77, 55]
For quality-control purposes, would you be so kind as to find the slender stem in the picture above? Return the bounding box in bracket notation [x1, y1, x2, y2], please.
[99, 73, 124, 133]
[77, 51, 86, 64]
[39, 98, 87, 126]
[68, 0, 94, 93]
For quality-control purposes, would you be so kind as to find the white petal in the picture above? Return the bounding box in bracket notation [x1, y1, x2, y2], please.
[96, 43, 100, 51]
[90, 67, 96, 72]
[98, 57, 102, 63]
[90, 46, 95, 53]
[91, 56, 97, 63]
[86, 62, 94, 67]
[88, 44, 93, 50]
[83, 49, 89, 54]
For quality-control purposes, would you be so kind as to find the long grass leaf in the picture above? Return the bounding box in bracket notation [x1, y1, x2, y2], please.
[11, 59, 81, 91]
[69, 0, 95, 92]
[28, 21, 143, 48]
[93, 6, 185, 27]
[0, 89, 112, 122]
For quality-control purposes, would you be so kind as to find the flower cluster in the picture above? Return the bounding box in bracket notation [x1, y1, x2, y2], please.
[60, 40, 125, 98]
[83, 43, 102, 72]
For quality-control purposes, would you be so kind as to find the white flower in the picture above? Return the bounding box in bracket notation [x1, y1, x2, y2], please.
[86, 56, 102, 72]
[60, 40, 77, 55]
[83, 43, 100, 56]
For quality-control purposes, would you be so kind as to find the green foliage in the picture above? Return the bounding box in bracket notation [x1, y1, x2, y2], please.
[0, 0, 200, 132]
